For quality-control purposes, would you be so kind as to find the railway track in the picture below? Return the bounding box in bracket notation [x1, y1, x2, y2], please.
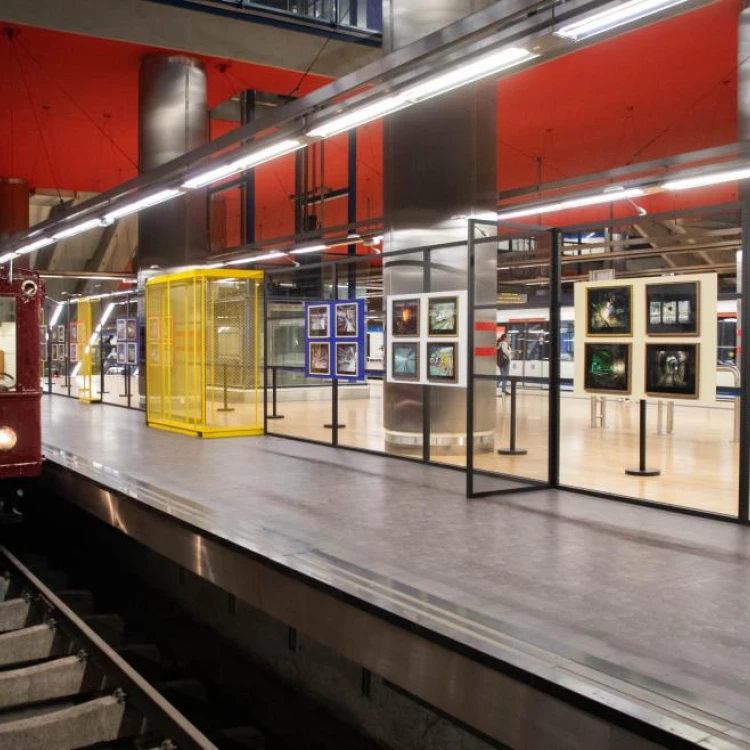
[0, 544, 262, 750]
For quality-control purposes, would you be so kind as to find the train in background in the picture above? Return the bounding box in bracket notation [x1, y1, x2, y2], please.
[0, 268, 45, 521]
[498, 299, 739, 388]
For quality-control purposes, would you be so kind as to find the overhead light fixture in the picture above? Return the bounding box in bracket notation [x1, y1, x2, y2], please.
[16, 237, 55, 256]
[52, 218, 106, 241]
[49, 302, 65, 328]
[497, 187, 646, 221]
[661, 165, 750, 191]
[0, 253, 17, 264]
[307, 96, 408, 139]
[290, 244, 328, 255]
[307, 46, 536, 140]
[224, 251, 287, 266]
[104, 189, 183, 222]
[401, 47, 537, 102]
[183, 139, 303, 190]
[555, 0, 691, 41]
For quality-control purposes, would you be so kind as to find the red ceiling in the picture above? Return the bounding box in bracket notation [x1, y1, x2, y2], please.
[0, 0, 742, 235]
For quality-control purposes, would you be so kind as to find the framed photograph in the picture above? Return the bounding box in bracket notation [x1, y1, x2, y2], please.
[70, 323, 78, 343]
[51, 327, 58, 342]
[69, 344, 78, 362]
[116, 319, 126, 340]
[39, 325, 46, 343]
[392, 298, 420, 337]
[148, 316, 160, 341]
[149, 343, 160, 366]
[126, 319, 137, 342]
[645, 282, 700, 336]
[307, 305, 330, 339]
[427, 342, 457, 383]
[40, 344, 46, 362]
[428, 296, 458, 336]
[309, 342, 330, 376]
[127, 343, 137, 365]
[335, 342, 358, 378]
[586, 285, 632, 336]
[117, 343, 126, 364]
[392, 342, 419, 380]
[51, 344, 58, 361]
[645, 343, 699, 399]
[335, 302, 358, 338]
[57, 325, 65, 343]
[584, 343, 631, 394]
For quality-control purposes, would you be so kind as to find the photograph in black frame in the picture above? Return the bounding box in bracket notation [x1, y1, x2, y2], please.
[392, 342, 419, 380]
[645, 343, 699, 398]
[428, 296, 458, 336]
[645, 281, 700, 336]
[584, 343, 630, 394]
[427, 342, 457, 383]
[586, 285, 632, 336]
[391, 299, 420, 337]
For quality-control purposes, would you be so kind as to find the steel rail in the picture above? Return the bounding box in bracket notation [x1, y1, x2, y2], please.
[0, 543, 219, 750]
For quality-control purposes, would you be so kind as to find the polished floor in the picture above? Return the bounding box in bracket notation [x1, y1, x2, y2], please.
[40, 395, 750, 745]
[268, 381, 739, 516]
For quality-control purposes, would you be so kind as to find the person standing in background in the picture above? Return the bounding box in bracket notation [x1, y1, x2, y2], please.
[496, 333, 512, 395]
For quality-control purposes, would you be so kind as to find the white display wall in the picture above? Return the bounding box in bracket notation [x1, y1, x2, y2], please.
[574, 273, 717, 406]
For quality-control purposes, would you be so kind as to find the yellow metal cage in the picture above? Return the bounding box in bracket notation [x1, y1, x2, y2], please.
[145, 269, 264, 438]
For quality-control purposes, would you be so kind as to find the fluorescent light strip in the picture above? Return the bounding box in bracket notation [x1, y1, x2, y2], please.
[224, 251, 287, 266]
[661, 166, 750, 191]
[104, 189, 183, 222]
[401, 47, 537, 102]
[555, 0, 691, 40]
[49, 302, 65, 328]
[307, 96, 408, 139]
[53, 218, 105, 241]
[17, 237, 55, 256]
[290, 244, 328, 255]
[0, 253, 18, 264]
[183, 139, 303, 190]
[497, 187, 645, 220]
[307, 47, 536, 140]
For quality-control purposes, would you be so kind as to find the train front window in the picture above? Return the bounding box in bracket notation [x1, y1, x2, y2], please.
[0, 298, 17, 392]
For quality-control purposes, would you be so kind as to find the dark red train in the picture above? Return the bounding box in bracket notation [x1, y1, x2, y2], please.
[0, 268, 44, 518]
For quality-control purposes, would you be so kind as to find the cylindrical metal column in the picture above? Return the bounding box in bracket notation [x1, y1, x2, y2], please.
[137, 55, 209, 270]
[383, 0, 497, 455]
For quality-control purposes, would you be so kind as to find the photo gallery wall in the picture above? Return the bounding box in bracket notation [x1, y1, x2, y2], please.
[48, 322, 80, 362]
[304, 299, 366, 381]
[386, 291, 468, 388]
[116, 318, 139, 366]
[574, 273, 716, 403]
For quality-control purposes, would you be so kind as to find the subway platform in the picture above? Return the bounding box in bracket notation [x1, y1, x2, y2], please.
[38, 395, 750, 749]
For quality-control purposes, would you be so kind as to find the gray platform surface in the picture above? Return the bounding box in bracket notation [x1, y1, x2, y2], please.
[41, 396, 750, 744]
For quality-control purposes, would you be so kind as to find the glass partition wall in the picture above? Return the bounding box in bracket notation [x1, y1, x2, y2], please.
[265, 204, 750, 519]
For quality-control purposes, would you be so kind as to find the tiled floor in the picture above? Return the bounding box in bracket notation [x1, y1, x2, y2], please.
[41, 395, 750, 737]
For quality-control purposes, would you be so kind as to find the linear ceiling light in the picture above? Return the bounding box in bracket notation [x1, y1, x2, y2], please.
[497, 187, 645, 220]
[224, 251, 287, 266]
[555, 0, 691, 40]
[16, 237, 55, 255]
[52, 218, 105, 241]
[290, 244, 328, 255]
[104, 189, 183, 222]
[661, 166, 750, 191]
[401, 47, 537, 101]
[0, 253, 17, 263]
[182, 139, 303, 190]
[307, 47, 536, 140]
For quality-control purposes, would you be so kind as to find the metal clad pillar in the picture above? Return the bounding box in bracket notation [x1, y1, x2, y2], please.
[137, 55, 209, 269]
[0, 178, 29, 268]
[383, 0, 497, 455]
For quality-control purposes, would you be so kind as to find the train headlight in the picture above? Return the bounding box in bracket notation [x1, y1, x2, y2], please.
[0, 427, 17, 452]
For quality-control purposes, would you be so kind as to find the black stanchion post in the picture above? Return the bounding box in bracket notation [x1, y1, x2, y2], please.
[217, 362, 235, 413]
[498, 377, 528, 456]
[626, 398, 661, 476]
[267, 366, 284, 420]
[324, 378, 347, 430]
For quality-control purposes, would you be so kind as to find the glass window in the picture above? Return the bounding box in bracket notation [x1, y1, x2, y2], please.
[0, 297, 17, 391]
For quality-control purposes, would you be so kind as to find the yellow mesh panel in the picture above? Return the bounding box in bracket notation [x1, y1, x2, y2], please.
[77, 299, 95, 403]
[146, 269, 263, 437]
